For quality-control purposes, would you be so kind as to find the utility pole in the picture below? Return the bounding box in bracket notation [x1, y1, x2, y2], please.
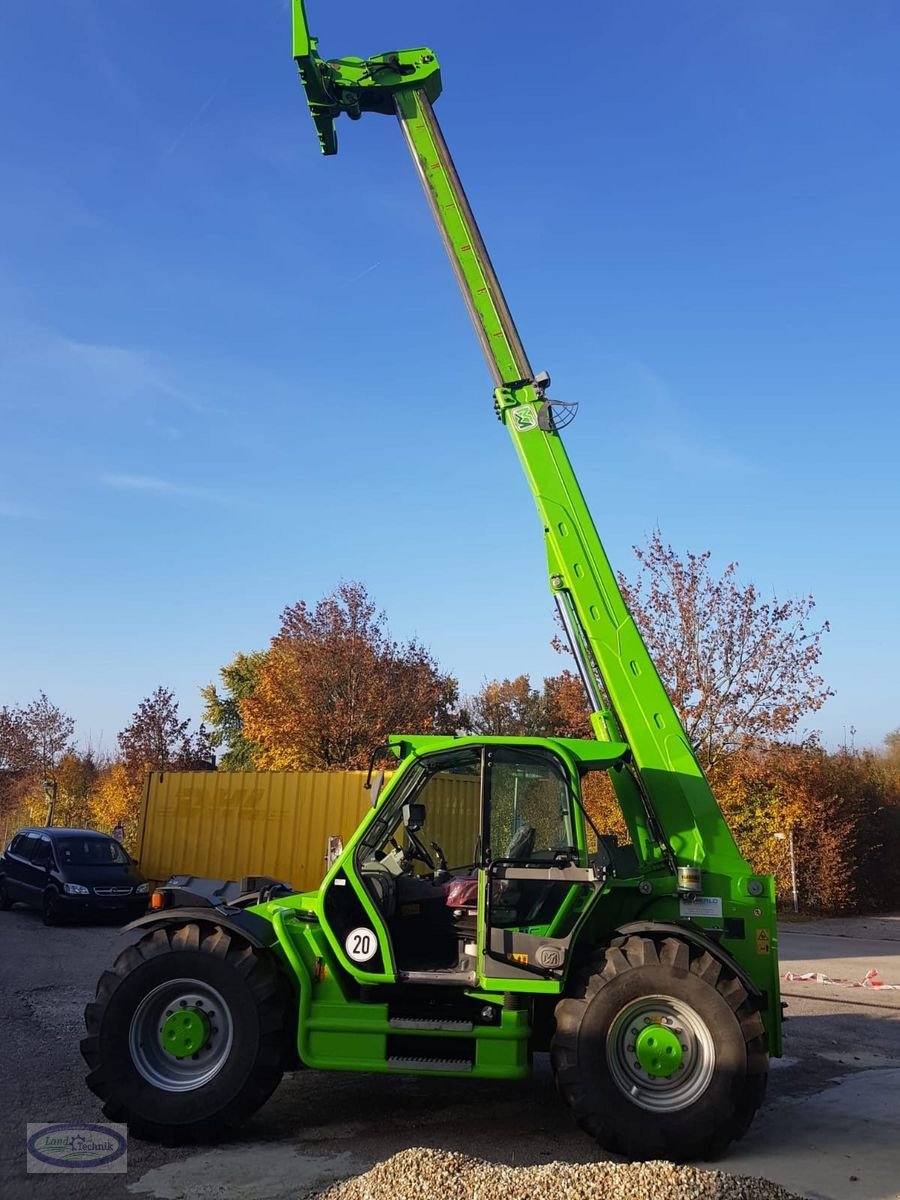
[43, 777, 57, 827]
[774, 828, 799, 913]
[787, 827, 799, 914]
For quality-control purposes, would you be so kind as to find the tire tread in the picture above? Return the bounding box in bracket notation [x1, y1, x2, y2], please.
[81, 921, 289, 1144]
[552, 934, 769, 1161]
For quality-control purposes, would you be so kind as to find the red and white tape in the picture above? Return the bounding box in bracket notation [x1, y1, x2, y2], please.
[782, 968, 900, 990]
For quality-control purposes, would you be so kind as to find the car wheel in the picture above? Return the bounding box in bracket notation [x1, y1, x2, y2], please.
[0, 877, 12, 910]
[43, 889, 64, 926]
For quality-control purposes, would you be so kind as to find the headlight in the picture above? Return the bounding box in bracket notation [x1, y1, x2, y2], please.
[63, 883, 90, 896]
[135, 882, 150, 894]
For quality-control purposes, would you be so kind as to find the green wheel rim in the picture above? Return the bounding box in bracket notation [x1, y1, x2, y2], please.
[634, 1023, 684, 1077]
[160, 1007, 211, 1060]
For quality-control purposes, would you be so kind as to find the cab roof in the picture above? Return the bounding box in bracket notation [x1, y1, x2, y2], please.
[388, 734, 630, 773]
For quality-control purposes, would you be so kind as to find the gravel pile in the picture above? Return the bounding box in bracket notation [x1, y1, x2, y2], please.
[314, 1148, 801, 1200]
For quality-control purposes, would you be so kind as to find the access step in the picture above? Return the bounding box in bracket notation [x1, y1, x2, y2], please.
[388, 1017, 474, 1032]
[386, 1056, 473, 1073]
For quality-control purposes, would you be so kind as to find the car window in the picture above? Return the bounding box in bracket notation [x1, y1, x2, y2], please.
[56, 837, 129, 866]
[8, 834, 25, 856]
[16, 833, 38, 860]
[30, 837, 52, 867]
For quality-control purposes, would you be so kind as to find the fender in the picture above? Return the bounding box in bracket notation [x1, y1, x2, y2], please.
[613, 920, 764, 1002]
[123, 906, 279, 949]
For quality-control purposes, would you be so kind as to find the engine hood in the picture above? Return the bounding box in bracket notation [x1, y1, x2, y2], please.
[58, 862, 146, 888]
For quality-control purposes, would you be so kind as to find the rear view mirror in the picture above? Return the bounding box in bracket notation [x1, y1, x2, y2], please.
[402, 802, 426, 832]
[368, 770, 384, 808]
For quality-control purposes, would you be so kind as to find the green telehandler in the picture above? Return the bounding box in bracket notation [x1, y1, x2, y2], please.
[82, 2, 780, 1160]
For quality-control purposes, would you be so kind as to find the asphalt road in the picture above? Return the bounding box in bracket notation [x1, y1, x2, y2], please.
[780, 922, 900, 990]
[1, 908, 898, 1200]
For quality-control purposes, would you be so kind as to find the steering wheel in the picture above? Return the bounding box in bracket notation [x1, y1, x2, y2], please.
[390, 833, 434, 872]
[408, 836, 435, 871]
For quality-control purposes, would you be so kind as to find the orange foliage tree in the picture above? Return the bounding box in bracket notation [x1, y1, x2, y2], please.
[618, 530, 832, 767]
[88, 761, 143, 846]
[710, 742, 899, 914]
[461, 675, 548, 735]
[241, 582, 458, 770]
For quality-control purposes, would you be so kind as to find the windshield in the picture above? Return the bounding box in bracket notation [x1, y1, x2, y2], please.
[56, 837, 129, 866]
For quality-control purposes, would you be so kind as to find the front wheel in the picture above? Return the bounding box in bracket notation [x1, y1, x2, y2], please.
[0, 877, 13, 910]
[43, 888, 64, 926]
[551, 935, 768, 1161]
[81, 922, 291, 1142]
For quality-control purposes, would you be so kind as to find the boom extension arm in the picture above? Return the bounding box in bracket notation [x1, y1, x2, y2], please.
[290, 3, 742, 876]
[291, 0, 440, 155]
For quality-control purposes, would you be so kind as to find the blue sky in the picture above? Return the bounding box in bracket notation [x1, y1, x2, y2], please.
[1, 1, 897, 755]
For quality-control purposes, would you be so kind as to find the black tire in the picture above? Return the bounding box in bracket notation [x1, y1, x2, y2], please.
[0, 877, 12, 910]
[551, 935, 768, 1162]
[81, 922, 291, 1143]
[43, 888, 64, 926]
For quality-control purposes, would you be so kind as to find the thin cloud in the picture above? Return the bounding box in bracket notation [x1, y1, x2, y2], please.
[1, 319, 210, 415]
[100, 474, 227, 504]
[0, 501, 38, 519]
[596, 353, 754, 478]
[346, 262, 381, 284]
[165, 88, 220, 158]
[60, 336, 204, 411]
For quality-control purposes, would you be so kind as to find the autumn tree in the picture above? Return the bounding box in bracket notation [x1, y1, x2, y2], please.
[0, 693, 74, 777]
[0, 705, 33, 770]
[22, 692, 76, 778]
[708, 740, 898, 914]
[53, 749, 99, 828]
[617, 530, 832, 767]
[0, 693, 75, 827]
[0, 706, 35, 832]
[89, 761, 142, 846]
[881, 728, 900, 785]
[241, 582, 458, 770]
[118, 686, 213, 782]
[542, 670, 593, 739]
[201, 651, 268, 770]
[461, 675, 548, 735]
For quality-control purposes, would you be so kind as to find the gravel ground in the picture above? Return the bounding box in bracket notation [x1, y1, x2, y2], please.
[314, 1148, 803, 1200]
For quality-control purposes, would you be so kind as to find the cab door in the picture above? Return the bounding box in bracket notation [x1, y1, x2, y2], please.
[320, 746, 484, 983]
[477, 746, 604, 989]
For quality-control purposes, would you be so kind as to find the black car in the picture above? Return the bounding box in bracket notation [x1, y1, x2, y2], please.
[0, 827, 150, 925]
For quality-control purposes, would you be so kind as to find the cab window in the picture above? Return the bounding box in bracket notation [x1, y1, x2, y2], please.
[487, 747, 576, 863]
[358, 747, 482, 875]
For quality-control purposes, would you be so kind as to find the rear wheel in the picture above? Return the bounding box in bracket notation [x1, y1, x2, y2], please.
[81, 922, 290, 1142]
[551, 935, 768, 1161]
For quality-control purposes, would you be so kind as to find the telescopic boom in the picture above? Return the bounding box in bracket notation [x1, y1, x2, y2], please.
[290, 0, 743, 879]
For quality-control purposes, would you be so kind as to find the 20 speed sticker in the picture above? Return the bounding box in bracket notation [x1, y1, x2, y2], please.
[345, 927, 378, 963]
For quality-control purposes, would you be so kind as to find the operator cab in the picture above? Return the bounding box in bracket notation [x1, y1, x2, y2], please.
[350, 743, 597, 981]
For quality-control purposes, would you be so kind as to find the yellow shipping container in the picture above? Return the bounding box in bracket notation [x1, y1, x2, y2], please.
[137, 770, 375, 892]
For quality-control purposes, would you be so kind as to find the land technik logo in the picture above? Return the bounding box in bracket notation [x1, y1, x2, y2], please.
[26, 1123, 127, 1173]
